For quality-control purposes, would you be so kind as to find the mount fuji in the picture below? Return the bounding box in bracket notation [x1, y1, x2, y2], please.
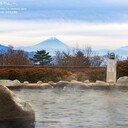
[17, 37, 70, 55]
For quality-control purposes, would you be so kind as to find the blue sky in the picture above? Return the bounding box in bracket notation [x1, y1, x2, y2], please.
[0, 0, 128, 49]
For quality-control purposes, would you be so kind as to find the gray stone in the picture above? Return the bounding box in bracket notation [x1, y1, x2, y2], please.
[96, 80, 109, 86]
[117, 76, 128, 86]
[40, 83, 53, 89]
[23, 81, 29, 84]
[0, 85, 35, 121]
[37, 81, 43, 84]
[68, 80, 88, 89]
[0, 80, 21, 88]
[53, 81, 69, 88]
[23, 82, 52, 89]
[84, 80, 90, 84]
[48, 81, 56, 86]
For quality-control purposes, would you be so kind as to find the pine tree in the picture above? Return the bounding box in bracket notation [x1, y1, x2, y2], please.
[30, 50, 52, 65]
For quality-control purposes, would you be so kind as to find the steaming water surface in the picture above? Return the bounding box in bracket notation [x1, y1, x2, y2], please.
[13, 88, 128, 128]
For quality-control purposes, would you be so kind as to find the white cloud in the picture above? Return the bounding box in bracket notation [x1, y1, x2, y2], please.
[0, 20, 128, 49]
[0, 0, 128, 22]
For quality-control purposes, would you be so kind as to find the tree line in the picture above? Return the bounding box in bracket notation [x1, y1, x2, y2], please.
[54, 46, 104, 67]
[0, 45, 125, 67]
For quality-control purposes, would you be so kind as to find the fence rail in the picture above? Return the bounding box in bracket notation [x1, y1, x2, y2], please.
[0, 65, 106, 69]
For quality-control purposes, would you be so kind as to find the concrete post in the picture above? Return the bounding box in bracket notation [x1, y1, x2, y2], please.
[106, 53, 117, 84]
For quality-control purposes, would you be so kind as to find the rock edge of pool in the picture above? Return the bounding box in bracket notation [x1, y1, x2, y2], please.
[1, 76, 128, 90]
[0, 85, 35, 128]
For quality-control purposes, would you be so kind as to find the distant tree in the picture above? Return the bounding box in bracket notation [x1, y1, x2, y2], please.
[30, 50, 52, 65]
[72, 50, 87, 66]
[54, 46, 104, 67]
[14, 50, 31, 65]
[54, 51, 64, 65]
[55, 50, 90, 67]
[90, 55, 104, 67]
[3, 45, 31, 65]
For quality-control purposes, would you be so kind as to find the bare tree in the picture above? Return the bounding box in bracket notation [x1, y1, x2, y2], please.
[90, 55, 104, 67]
[4, 46, 31, 65]
[54, 46, 104, 67]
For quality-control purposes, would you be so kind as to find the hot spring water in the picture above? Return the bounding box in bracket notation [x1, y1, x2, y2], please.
[13, 88, 128, 128]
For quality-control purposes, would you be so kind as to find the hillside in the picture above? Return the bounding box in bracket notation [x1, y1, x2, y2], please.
[0, 44, 8, 52]
[96, 46, 128, 57]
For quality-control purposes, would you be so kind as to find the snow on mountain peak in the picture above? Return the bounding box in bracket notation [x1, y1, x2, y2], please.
[35, 37, 68, 47]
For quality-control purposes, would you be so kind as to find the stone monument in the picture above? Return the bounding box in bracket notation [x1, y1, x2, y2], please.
[106, 52, 117, 84]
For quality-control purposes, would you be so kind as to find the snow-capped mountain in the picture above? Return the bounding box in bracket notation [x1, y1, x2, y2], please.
[17, 37, 70, 55]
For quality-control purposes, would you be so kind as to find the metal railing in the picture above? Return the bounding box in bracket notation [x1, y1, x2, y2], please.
[0, 65, 106, 69]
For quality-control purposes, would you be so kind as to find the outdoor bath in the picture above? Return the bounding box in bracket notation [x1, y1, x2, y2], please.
[1, 75, 128, 128]
[12, 87, 128, 128]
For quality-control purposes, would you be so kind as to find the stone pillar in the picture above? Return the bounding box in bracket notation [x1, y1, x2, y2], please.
[106, 53, 117, 84]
